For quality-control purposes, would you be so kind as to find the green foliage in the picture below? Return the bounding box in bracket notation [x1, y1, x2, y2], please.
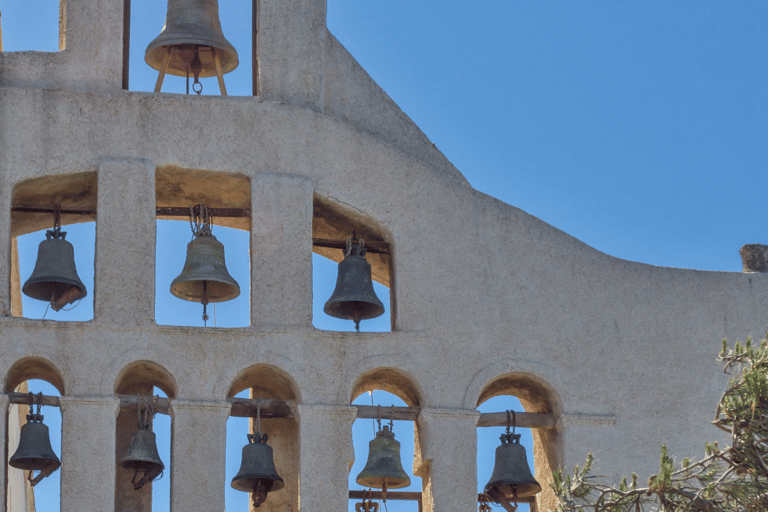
[550, 336, 768, 512]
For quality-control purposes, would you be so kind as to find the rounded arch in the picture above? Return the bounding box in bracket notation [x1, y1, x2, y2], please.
[114, 360, 177, 398]
[467, 358, 565, 512]
[5, 357, 65, 394]
[350, 367, 422, 407]
[227, 363, 299, 400]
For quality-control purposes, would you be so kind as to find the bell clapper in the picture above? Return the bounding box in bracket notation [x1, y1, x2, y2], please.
[202, 281, 209, 326]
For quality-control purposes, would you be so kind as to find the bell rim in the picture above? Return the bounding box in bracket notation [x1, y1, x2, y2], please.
[484, 481, 543, 499]
[22, 277, 88, 301]
[8, 457, 61, 471]
[169, 279, 240, 303]
[323, 299, 385, 321]
[231, 474, 285, 493]
[355, 475, 411, 489]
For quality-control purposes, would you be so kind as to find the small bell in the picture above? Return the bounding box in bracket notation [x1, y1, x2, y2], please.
[356, 412, 410, 491]
[231, 433, 284, 508]
[120, 396, 164, 490]
[324, 238, 384, 331]
[170, 205, 239, 324]
[484, 411, 541, 503]
[22, 206, 87, 311]
[9, 394, 61, 486]
[120, 429, 165, 490]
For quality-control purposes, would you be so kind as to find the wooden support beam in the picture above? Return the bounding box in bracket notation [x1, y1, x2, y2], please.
[355, 405, 418, 421]
[348, 490, 422, 501]
[6, 394, 555, 428]
[477, 411, 557, 429]
[312, 238, 390, 255]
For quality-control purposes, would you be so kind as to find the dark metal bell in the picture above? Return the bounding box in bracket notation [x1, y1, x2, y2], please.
[145, 0, 239, 77]
[231, 434, 284, 508]
[170, 234, 240, 303]
[22, 234, 87, 311]
[120, 428, 165, 490]
[356, 425, 411, 489]
[9, 413, 61, 481]
[484, 433, 541, 500]
[324, 244, 384, 331]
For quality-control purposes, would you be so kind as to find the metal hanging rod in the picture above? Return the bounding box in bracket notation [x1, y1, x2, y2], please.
[6, 393, 556, 427]
[312, 238, 390, 255]
[11, 205, 252, 218]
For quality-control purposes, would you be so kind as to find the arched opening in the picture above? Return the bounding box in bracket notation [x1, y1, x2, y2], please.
[476, 374, 562, 512]
[313, 196, 394, 332]
[5, 359, 65, 512]
[125, 0, 255, 95]
[114, 361, 177, 512]
[349, 369, 421, 511]
[0, 1, 64, 52]
[154, 167, 251, 328]
[11, 173, 97, 322]
[226, 364, 299, 510]
[477, 395, 535, 512]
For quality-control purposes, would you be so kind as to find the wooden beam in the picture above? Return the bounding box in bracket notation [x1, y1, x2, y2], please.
[6, 394, 554, 427]
[312, 238, 390, 255]
[477, 411, 557, 429]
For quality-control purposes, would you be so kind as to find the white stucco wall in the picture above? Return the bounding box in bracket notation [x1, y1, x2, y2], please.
[0, 1, 766, 512]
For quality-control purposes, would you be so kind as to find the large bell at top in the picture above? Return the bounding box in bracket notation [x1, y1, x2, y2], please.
[231, 434, 284, 508]
[22, 230, 87, 312]
[324, 240, 384, 331]
[170, 234, 240, 303]
[356, 425, 411, 490]
[9, 409, 61, 486]
[120, 429, 165, 490]
[484, 432, 542, 501]
[145, 0, 239, 77]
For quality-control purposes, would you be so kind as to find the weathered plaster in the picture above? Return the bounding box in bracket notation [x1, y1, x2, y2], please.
[1, 1, 767, 511]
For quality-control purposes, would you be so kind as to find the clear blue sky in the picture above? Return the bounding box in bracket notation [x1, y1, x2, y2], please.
[2, 1, 767, 511]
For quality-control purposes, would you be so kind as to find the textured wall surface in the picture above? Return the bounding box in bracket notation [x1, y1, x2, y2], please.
[1, 1, 767, 512]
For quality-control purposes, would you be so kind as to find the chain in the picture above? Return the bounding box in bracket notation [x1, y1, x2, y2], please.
[255, 398, 262, 435]
[47, 204, 65, 240]
[137, 394, 158, 430]
[188, 204, 213, 238]
[376, 404, 382, 432]
[389, 405, 394, 431]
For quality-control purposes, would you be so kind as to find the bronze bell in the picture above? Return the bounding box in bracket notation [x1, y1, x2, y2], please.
[120, 428, 165, 490]
[22, 230, 87, 311]
[9, 410, 61, 486]
[170, 234, 240, 304]
[324, 240, 384, 331]
[146, 0, 238, 94]
[232, 433, 284, 508]
[484, 432, 541, 501]
[356, 425, 411, 490]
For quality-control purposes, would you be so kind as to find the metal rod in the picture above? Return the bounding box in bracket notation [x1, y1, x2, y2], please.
[349, 491, 422, 501]
[252, 0, 259, 96]
[154, 48, 171, 93]
[155, 207, 251, 218]
[6, 393, 556, 427]
[122, 0, 131, 90]
[11, 205, 252, 218]
[355, 405, 556, 429]
[312, 238, 390, 255]
[477, 411, 557, 429]
[213, 49, 228, 96]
